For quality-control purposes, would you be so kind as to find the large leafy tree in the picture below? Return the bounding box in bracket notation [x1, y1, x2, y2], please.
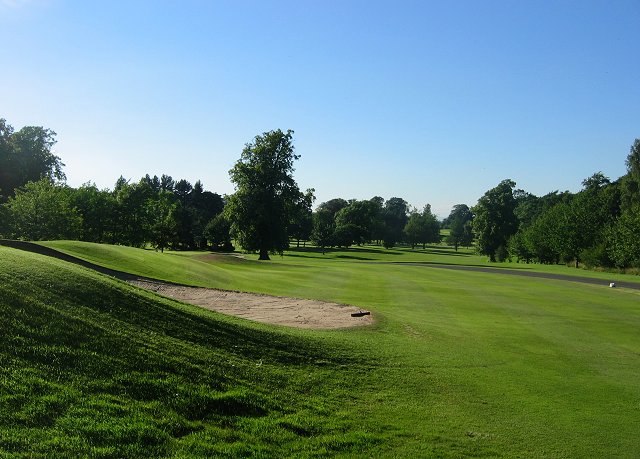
[6, 178, 81, 240]
[226, 129, 302, 260]
[472, 179, 518, 262]
[0, 119, 65, 201]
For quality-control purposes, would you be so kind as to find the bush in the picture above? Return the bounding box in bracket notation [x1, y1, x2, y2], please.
[580, 243, 613, 269]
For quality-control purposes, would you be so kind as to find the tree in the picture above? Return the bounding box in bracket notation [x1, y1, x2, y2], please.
[288, 188, 315, 247]
[6, 178, 81, 240]
[472, 179, 518, 262]
[621, 139, 640, 212]
[146, 190, 178, 252]
[204, 213, 233, 251]
[311, 209, 335, 252]
[607, 204, 640, 268]
[0, 120, 65, 201]
[226, 129, 302, 260]
[111, 178, 153, 247]
[442, 204, 472, 228]
[446, 217, 465, 251]
[405, 205, 440, 249]
[382, 197, 409, 248]
[334, 200, 380, 245]
[71, 182, 114, 242]
[316, 198, 348, 218]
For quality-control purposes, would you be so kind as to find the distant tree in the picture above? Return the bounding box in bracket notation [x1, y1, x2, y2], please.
[335, 200, 380, 245]
[311, 209, 335, 252]
[442, 204, 472, 228]
[513, 190, 542, 229]
[174, 179, 193, 203]
[332, 223, 360, 248]
[382, 197, 409, 248]
[146, 190, 178, 252]
[316, 198, 348, 219]
[551, 175, 617, 267]
[405, 205, 440, 249]
[368, 196, 386, 244]
[160, 174, 175, 192]
[71, 182, 114, 242]
[507, 230, 533, 263]
[472, 179, 518, 262]
[606, 204, 640, 268]
[112, 178, 152, 247]
[0, 119, 65, 201]
[226, 129, 302, 260]
[446, 217, 465, 251]
[6, 179, 81, 240]
[621, 139, 640, 211]
[461, 220, 474, 248]
[204, 213, 233, 251]
[289, 188, 315, 247]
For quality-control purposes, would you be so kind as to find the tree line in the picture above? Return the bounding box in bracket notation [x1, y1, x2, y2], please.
[2, 117, 638, 270]
[471, 139, 640, 269]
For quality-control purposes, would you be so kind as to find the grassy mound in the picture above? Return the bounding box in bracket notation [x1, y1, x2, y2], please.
[0, 247, 380, 458]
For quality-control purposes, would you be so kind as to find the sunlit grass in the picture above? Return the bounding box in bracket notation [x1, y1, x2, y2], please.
[4, 242, 640, 457]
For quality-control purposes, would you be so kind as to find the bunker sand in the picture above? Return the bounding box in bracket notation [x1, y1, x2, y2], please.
[128, 279, 373, 329]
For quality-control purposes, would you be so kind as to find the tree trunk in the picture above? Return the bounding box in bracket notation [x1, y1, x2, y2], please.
[258, 248, 270, 260]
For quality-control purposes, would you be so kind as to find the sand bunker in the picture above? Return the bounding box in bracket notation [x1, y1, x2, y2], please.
[128, 279, 373, 330]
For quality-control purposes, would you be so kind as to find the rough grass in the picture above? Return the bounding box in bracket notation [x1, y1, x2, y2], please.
[4, 242, 640, 457]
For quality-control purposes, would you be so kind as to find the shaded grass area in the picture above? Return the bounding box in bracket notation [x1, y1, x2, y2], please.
[0, 247, 383, 458]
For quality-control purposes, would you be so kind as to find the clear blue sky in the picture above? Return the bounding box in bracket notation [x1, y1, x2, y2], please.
[2, 0, 638, 217]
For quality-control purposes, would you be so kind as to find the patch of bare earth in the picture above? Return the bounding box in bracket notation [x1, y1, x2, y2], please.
[128, 279, 373, 330]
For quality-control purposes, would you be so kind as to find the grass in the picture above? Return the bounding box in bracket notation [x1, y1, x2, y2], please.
[3, 241, 640, 457]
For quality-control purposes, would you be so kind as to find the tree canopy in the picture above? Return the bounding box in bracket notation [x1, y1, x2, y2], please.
[0, 119, 65, 201]
[226, 129, 302, 260]
[472, 179, 517, 262]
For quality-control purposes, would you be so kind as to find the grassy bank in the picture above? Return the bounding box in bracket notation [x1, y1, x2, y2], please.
[3, 241, 640, 457]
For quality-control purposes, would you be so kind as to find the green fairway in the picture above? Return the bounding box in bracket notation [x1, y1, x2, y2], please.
[3, 241, 640, 457]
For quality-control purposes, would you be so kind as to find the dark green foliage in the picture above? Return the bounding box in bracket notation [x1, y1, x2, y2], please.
[311, 209, 335, 250]
[446, 218, 465, 251]
[146, 191, 178, 252]
[335, 200, 380, 245]
[288, 188, 315, 247]
[226, 129, 302, 260]
[404, 205, 440, 249]
[606, 205, 640, 268]
[442, 204, 472, 228]
[472, 179, 518, 262]
[381, 197, 409, 248]
[0, 119, 65, 202]
[204, 213, 233, 251]
[6, 179, 81, 240]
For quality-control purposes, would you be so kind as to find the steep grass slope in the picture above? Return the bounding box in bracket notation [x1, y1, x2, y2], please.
[0, 247, 380, 458]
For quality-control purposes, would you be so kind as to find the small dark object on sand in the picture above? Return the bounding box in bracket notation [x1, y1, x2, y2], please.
[351, 311, 371, 317]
